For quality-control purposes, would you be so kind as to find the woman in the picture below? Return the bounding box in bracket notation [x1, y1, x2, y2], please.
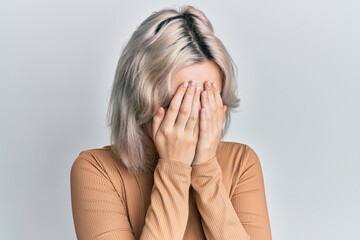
[71, 5, 272, 240]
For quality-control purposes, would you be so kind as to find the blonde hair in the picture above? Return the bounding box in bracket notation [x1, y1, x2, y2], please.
[107, 6, 240, 173]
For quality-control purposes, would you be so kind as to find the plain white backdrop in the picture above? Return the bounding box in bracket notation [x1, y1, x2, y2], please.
[1, 0, 359, 239]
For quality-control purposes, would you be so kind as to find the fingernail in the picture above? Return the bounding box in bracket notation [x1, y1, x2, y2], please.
[206, 81, 211, 89]
[182, 82, 189, 88]
[190, 80, 197, 86]
[196, 87, 201, 94]
[212, 82, 217, 89]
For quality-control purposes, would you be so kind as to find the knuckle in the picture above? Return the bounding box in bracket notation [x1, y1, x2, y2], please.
[168, 104, 178, 113]
[186, 88, 194, 96]
[184, 137, 191, 144]
[179, 107, 190, 115]
[189, 114, 197, 122]
[200, 126, 208, 132]
[173, 127, 182, 136]
[177, 89, 187, 97]
[160, 127, 171, 137]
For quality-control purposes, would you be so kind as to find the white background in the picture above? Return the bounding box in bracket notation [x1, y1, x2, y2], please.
[1, 0, 359, 239]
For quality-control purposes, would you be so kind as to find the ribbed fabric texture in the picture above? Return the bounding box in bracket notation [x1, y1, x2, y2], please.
[70, 141, 272, 240]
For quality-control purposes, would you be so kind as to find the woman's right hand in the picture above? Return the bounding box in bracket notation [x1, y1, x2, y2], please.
[151, 80, 200, 166]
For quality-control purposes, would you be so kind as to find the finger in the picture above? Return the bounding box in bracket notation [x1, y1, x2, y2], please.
[175, 80, 197, 128]
[199, 107, 208, 137]
[223, 105, 227, 120]
[185, 86, 200, 132]
[152, 107, 165, 139]
[160, 82, 189, 129]
[213, 82, 224, 112]
[205, 81, 217, 111]
[213, 84, 225, 129]
[205, 81, 217, 127]
[193, 117, 199, 138]
[201, 90, 212, 127]
[220, 105, 227, 130]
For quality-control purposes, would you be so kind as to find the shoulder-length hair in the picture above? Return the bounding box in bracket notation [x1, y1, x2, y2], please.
[107, 5, 240, 173]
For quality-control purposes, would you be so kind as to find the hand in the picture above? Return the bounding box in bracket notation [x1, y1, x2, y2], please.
[193, 81, 227, 165]
[151, 81, 200, 166]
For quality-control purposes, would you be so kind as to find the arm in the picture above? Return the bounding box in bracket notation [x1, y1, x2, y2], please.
[191, 81, 271, 239]
[191, 147, 272, 240]
[70, 154, 191, 240]
[191, 156, 250, 239]
[70, 155, 135, 240]
[71, 81, 199, 239]
[230, 146, 272, 239]
[141, 158, 191, 239]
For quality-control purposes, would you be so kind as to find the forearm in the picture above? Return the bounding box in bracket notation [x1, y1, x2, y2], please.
[191, 157, 250, 240]
[140, 159, 191, 240]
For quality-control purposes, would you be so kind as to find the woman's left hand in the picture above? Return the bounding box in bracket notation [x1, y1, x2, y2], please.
[192, 81, 227, 165]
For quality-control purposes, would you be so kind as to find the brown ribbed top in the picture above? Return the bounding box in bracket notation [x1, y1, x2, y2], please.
[70, 141, 272, 239]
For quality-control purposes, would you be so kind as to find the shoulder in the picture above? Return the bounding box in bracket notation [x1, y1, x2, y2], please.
[217, 141, 261, 166]
[217, 141, 264, 182]
[70, 145, 128, 197]
[71, 145, 118, 174]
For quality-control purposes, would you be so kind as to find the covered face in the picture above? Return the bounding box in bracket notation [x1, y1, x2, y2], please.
[108, 6, 239, 172]
[171, 60, 222, 97]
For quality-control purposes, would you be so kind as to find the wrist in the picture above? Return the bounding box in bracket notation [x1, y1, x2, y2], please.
[192, 154, 215, 166]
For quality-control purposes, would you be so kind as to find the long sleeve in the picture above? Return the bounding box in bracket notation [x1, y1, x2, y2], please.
[71, 153, 191, 240]
[191, 146, 272, 240]
[140, 159, 191, 239]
